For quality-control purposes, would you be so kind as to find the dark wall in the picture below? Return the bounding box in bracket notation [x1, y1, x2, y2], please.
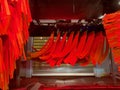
[29, 0, 120, 19]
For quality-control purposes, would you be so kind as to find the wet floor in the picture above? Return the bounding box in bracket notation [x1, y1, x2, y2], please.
[9, 76, 120, 90]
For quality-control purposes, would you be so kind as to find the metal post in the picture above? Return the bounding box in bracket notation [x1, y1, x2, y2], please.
[26, 37, 33, 78]
[110, 48, 117, 85]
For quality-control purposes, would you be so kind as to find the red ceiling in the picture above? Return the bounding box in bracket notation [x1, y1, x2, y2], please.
[29, 0, 119, 19]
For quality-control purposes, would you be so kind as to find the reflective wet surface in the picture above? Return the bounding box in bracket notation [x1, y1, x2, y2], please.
[9, 76, 120, 90]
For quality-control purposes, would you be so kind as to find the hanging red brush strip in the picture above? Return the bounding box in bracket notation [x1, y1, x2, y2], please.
[89, 32, 108, 65]
[68, 49, 78, 66]
[45, 33, 61, 67]
[8, 5, 21, 58]
[88, 32, 101, 65]
[8, 0, 25, 60]
[95, 32, 105, 65]
[55, 32, 74, 58]
[39, 32, 60, 60]
[0, 38, 8, 90]
[69, 32, 80, 66]
[76, 31, 88, 66]
[52, 32, 67, 58]
[92, 32, 103, 65]
[21, 0, 32, 42]
[0, 38, 4, 89]
[0, 0, 11, 35]
[30, 32, 54, 59]
[77, 31, 87, 58]
[78, 31, 95, 59]
[8, 36, 15, 79]
[98, 36, 109, 65]
[25, 0, 32, 23]
[78, 31, 95, 66]
[56, 32, 74, 66]
[3, 38, 11, 90]
[64, 32, 79, 65]
[38, 32, 54, 56]
[48, 32, 67, 67]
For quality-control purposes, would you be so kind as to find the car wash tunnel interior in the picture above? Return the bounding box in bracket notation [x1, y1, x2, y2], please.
[1, 0, 120, 90]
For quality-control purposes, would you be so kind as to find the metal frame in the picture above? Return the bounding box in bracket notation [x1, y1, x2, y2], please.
[32, 73, 94, 76]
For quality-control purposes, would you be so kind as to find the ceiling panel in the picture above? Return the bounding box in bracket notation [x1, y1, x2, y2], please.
[29, 0, 120, 19]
